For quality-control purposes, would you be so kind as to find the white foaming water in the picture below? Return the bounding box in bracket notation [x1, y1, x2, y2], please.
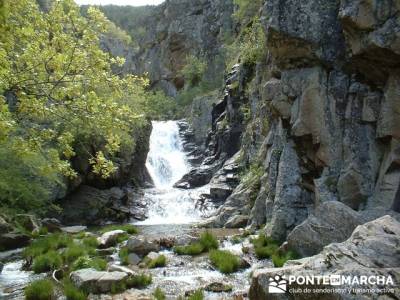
[136, 121, 204, 225]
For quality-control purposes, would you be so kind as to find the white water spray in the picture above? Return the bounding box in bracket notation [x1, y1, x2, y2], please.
[136, 121, 205, 225]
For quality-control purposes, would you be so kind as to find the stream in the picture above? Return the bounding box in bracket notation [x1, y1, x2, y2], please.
[0, 120, 267, 299]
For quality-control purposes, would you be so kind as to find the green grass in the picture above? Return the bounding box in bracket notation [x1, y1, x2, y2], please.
[82, 236, 99, 248]
[174, 231, 218, 256]
[188, 289, 204, 300]
[63, 244, 87, 263]
[174, 243, 204, 255]
[25, 279, 54, 300]
[99, 224, 138, 234]
[209, 250, 240, 274]
[116, 232, 130, 243]
[199, 231, 219, 251]
[119, 247, 129, 265]
[32, 251, 62, 273]
[125, 273, 152, 288]
[272, 250, 298, 267]
[63, 280, 87, 300]
[24, 233, 73, 259]
[251, 234, 298, 266]
[153, 287, 166, 300]
[72, 256, 107, 271]
[251, 234, 279, 259]
[146, 255, 167, 268]
[110, 281, 126, 294]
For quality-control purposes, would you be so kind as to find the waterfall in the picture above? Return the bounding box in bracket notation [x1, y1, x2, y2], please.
[146, 121, 189, 188]
[135, 121, 204, 225]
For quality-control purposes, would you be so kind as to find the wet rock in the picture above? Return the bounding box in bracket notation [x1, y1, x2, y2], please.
[61, 226, 87, 234]
[0, 233, 30, 251]
[14, 214, 41, 233]
[97, 230, 126, 249]
[127, 253, 141, 265]
[0, 262, 3, 273]
[225, 215, 249, 228]
[107, 264, 136, 276]
[250, 216, 400, 300]
[174, 234, 198, 246]
[96, 248, 115, 256]
[204, 282, 233, 293]
[126, 236, 160, 256]
[287, 201, 363, 257]
[70, 268, 128, 294]
[41, 218, 62, 232]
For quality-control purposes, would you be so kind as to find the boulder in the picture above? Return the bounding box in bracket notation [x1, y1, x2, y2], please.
[97, 230, 126, 249]
[250, 216, 400, 300]
[41, 218, 62, 232]
[204, 282, 233, 293]
[61, 226, 87, 234]
[287, 201, 363, 257]
[127, 253, 141, 265]
[70, 268, 128, 294]
[0, 233, 30, 251]
[126, 236, 160, 256]
[107, 264, 136, 275]
[225, 215, 249, 228]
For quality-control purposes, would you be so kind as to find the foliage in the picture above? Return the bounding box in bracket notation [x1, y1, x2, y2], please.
[187, 290, 204, 300]
[119, 246, 130, 265]
[251, 234, 298, 266]
[63, 280, 87, 300]
[32, 251, 62, 273]
[233, 0, 264, 22]
[180, 55, 207, 87]
[146, 254, 167, 268]
[174, 231, 219, 256]
[174, 242, 204, 256]
[199, 231, 219, 251]
[24, 233, 72, 259]
[0, 0, 165, 214]
[125, 273, 152, 288]
[99, 224, 138, 234]
[25, 279, 54, 300]
[82, 236, 99, 248]
[72, 256, 107, 271]
[153, 287, 166, 300]
[110, 281, 126, 294]
[209, 250, 240, 274]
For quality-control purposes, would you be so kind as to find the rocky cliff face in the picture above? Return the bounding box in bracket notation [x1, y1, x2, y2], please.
[185, 0, 400, 250]
[100, 0, 234, 97]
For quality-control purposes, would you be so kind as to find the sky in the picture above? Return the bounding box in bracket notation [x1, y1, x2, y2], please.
[75, 0, 164, 6]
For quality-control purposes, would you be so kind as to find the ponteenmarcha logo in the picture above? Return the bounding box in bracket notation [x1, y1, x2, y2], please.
[268, 275, 287, 293]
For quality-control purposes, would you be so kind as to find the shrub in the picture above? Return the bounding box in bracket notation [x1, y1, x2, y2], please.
[99, 224, 138, 234]
[116, 232, 130, 243]
[272, 250, 298, 267]
[209, 250, 240, 274]
[119, 247, 129, 265]
[188, 290, 204, 300]
[255, 244, 279, 259]
[63, 280, 87, 300]
[82, 236, 99, 248]
[110, 281, 126, 294]
[153, 287, 166, 300]
[125, 273, 152, 288]
[199, 231, 219, 251]
[24, 233, 72, 259]
[25, 279, 54, 300]
[72, 256, 107, 271]
[146, 255, 167, 268]
[181, 55, 207, 87]
[174, 231, 218, 256]
[32, 251, 62, 273]
[174, 243, 204, 256]
[63, 244, 86, 263]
